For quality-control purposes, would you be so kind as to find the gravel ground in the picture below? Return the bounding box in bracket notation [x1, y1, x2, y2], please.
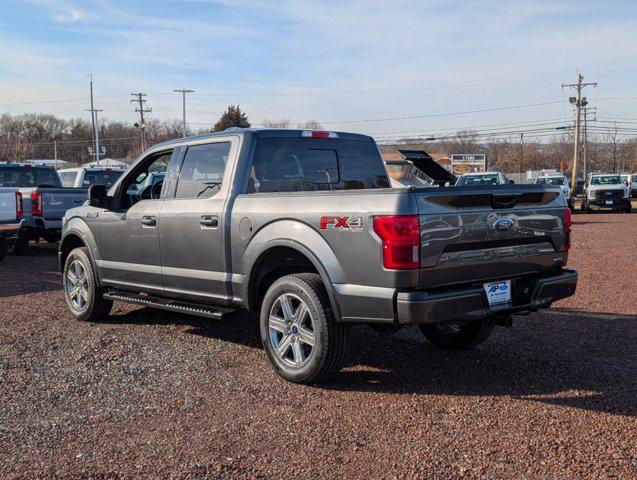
[0, 212, 636, 478]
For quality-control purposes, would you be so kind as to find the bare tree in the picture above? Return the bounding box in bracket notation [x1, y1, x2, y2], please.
[298, 120, 323, 130]
[262, 118, 290, 128]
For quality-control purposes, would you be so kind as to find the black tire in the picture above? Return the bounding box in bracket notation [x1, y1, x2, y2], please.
[419, 320, 494, 350]
[0, 238, 6, 261]
[63, 247, 112, 322]
[260, 273, 348, 384]
[7, 234, 29, 255]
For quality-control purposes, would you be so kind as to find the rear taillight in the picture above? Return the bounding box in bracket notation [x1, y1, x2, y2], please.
[564, 207, 572, 251]
[31, 191, 43, 216]
[373, 215, 420, 270]
[15, 192, 23, 220]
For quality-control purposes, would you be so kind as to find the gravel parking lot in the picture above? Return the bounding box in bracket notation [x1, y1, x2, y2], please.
[1, 212, 636, 478]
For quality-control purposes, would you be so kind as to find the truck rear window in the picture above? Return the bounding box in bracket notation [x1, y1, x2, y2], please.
[83, 170, 124, 188]
[0, 166, 61, 188]
[248, 137, 390, 193]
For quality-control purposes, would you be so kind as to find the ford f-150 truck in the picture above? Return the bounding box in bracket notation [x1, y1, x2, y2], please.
[59, 129, 578, 384]
[0, 163, 87, 253]
[581, 173, 632, 213]
[0, 187, 23, 260]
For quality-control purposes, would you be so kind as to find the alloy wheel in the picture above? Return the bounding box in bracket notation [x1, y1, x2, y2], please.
[66, 259, 90, 312]
[268, 293, 316, 368]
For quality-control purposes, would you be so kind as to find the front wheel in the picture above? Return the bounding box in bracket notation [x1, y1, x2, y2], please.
[419, 320, 494, 350]
[260, 273, 348, 384]
[63, 247, 112, 322]
[0, 238, 6, 261]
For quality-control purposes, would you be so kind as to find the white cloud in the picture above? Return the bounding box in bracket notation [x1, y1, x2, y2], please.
[53, 9, 95, 23]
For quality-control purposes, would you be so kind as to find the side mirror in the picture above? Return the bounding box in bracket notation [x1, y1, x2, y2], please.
[508, 179, 515, 184]
[88, 184, 108, 209]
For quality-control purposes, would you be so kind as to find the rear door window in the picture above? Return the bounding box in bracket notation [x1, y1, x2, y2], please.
[249, 137, 389, 193]
[175, 142, 231, 198]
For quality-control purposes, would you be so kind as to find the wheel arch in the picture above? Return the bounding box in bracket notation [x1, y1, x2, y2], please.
[242, 227, 344, 321]
[59, 219, 100, 286]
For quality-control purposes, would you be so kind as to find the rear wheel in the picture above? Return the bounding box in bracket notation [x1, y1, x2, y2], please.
[7, 234, 29, 255]
[0, 238, 6, 261]
[419, 320, 494, 350]
[260, 273, 348, 384]
[63, 247, 112, 322]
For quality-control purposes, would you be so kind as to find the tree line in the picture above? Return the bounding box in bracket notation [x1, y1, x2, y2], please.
[381, 128, 637, 175]
[1, 108, 635, 174]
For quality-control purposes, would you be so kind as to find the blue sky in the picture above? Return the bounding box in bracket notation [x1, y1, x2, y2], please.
[1, 0, 636, 139]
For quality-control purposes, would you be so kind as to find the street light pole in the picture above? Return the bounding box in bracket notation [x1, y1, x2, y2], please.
[173, 89, 194, 137]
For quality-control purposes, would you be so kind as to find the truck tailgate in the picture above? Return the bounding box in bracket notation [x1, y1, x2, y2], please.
[415, 185, 568, 288]
[39, 188, 87, 220]
[0, 188, 17, 223]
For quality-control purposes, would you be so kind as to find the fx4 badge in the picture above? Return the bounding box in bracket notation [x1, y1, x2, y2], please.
[320, 216, 364, 231]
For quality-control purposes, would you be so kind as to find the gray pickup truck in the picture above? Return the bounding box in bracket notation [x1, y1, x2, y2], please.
[0, 163, 87, 253]
[59, 129, 577, 383]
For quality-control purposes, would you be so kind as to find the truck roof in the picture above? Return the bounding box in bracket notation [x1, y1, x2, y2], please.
[151, 128, 375, 150]
[459, 171, 501, 176]
[0, 162, 55, 169]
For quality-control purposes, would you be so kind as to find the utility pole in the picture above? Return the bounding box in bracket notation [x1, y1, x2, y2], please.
[86, 75, 104, 166]
[89, 75, 96, 156]
[173, 88, 194, 137]
[519, 133, 524, 173]
[131, 92, 151, 151]
[562, 73, 596, 191]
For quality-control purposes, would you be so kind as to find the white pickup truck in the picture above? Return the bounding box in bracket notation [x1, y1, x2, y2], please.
[0, 187, 22, 260]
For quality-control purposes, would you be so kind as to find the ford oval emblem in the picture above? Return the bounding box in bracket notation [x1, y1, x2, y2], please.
[493, 218, 514, 231]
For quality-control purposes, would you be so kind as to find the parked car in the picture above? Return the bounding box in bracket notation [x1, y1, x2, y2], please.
[534, 174, 573, 210]
[59, 129, 577, 384]
[0, 163, 87, 253]
[455, 171, 511, 186]
[58, 166, 125, 189]
[0, 187, 23, 261]
[582, 174, 632, 213]
[632, 174, 637, 198]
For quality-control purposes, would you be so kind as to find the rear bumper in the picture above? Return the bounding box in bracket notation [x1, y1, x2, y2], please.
[0, 220, 22, 238]
[396, 269, 578, 325]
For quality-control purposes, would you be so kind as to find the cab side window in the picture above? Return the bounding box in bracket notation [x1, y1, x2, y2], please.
[60, 171, 78, 187]
[175, 142, 231, 199]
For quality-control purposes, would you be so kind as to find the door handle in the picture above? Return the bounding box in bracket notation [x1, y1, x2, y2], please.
[141, 215, 157, 227]
[200, 215, 218, 228]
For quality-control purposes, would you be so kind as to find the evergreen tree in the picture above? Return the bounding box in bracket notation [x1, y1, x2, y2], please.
[213, 105, 251, 132]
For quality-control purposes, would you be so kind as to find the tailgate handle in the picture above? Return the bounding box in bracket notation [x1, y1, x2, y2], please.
[492, 194, 518, 209]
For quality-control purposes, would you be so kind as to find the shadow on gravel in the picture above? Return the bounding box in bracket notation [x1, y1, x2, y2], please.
[321, 308, 637, 418]
[100, 307, 262, 349]
[97, 304, 636, 417]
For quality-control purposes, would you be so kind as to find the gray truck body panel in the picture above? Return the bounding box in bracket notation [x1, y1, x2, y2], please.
[60, 129, 576, 325]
